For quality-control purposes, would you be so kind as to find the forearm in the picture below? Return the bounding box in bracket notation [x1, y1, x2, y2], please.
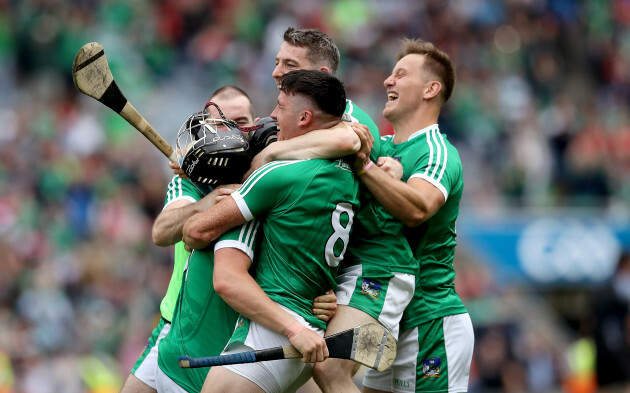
[266, 122, 360, 161]
[182, 197, 247, 250]
[216, 269, 296, 335]
[360, 165, 435, 227]
[152, 202, 204, 246]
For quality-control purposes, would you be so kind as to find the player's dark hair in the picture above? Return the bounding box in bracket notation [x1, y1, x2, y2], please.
[280, 70, 346, 118]
[209, 85, 256, 118]
[397, 38, 456, 106]
[283, 27, 340, 74]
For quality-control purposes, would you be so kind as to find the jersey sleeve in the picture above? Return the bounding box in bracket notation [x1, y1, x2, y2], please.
[163, 176, 205, 209]
[214, 219, 261, 261]
[408, 131, 461, 202]
[344, 99, 381, 160]
[230, 160, 306, 220]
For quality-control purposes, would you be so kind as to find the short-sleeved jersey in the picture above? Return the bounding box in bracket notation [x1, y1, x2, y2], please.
[157, 224, 254, 393]
[380, 125, 468, 329]
[343, 130, 424, 276]
[344, 99, 381, 161]
[231, 158, 360, 330]
[159, 176, 205, 322]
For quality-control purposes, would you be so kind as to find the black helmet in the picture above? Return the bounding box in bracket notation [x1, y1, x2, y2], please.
[176, 102, 250, 194]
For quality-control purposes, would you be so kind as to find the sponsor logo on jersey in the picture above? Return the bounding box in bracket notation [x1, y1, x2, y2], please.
[361, 279, 381, 300]
[237, 315, 245, 327]
[422, 357, 441, 378]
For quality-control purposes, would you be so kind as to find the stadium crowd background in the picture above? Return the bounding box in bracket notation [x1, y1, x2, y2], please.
[1, 0, 629, 392]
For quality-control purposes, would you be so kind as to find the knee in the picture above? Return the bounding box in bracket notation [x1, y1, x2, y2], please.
[313, 359, 358, 386]
[312, 361, 329, 387]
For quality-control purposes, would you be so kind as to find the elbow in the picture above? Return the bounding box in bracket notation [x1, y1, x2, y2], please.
[152, 225, 169, 247]
[213, 275, 230, 299]
[403, 211, 428, 227]
[341, 132, 361, 154]
[213, 270, 237, 301]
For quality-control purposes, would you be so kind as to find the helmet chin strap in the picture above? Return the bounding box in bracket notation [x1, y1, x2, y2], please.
[204, 101, 239, 129]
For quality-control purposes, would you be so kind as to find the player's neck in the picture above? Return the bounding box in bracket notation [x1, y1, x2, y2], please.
[392, 109, 439, 144]
[298, 119, 341, 139]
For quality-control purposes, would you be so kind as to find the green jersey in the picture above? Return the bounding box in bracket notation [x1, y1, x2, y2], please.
[381, 125, 467, 329]
[157, 223, 255, 393]
[344, 99, 381, 161]
[159, 176, 205, 322]
[232, 158, 360, 330]
[344, 128, 422, 276]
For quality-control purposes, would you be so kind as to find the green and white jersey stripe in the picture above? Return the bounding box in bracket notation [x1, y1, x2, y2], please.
[405, 126, 450, 200]
[214, 219, 261, 260]
[232, 161, 305, 220]
[164, 175, 200, 208]
[344, 99, 381, 161]
[159, 176, 205, 322]
[230, 158, 360, 330]
[380, 124, 468, 328]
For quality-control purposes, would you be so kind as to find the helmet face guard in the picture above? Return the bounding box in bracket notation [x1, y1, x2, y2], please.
[176, 102, 250, 193]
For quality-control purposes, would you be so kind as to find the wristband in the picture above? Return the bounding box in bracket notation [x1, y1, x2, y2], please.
[282, 321, 306, 339]
[357, 160, 374, 176]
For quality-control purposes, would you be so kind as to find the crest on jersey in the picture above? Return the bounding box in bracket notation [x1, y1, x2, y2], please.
[422, 357, 442, 378]
[361, 279, 381, 300]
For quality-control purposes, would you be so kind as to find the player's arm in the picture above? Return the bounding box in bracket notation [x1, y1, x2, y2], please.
[265, 121, 360, 159]
[361, 170, 444, 227]
[354, 146, 444, 228]
[244, 122, 365, 179]
[182, 197, 247, 250]
[152, 184, 240, 246]
[213, 247, 328, 363]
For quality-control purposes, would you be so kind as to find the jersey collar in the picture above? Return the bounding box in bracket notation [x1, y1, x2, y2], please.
[407, 124, 439, 142]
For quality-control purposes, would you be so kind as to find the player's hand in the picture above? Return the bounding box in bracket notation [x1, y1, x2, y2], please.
[211, 184, 241, 204]
[377, 156, 403, 180]
[288, 326, 329, 363]
[350, 122, 373, 173]
[193, 184, 240, 212]
[169, 161, 188, 179]
[182, 214, 209, 251]
[313, 289, 337, 322]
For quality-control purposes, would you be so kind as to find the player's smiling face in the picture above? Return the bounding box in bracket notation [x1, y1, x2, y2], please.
[270, 91, 297, 141]
[272, 43, 316, 89]
[383, 54, 430, 122]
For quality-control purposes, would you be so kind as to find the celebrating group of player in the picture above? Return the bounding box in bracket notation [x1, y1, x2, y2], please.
[120, 27, 474, 393]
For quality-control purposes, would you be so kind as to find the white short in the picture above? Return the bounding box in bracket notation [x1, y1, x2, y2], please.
[221, 305, 323, 393]
[155, 366, 189, 393]
[134, 320, 171, 389]
[363, 313, 474, 393]
[335, 264, 415, 339]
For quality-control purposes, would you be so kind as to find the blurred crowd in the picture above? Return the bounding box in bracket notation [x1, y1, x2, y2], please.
[1, 0, 630, 392]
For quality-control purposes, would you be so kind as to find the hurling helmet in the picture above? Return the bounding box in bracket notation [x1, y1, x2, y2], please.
[246, 117, 279, 158]
[176, 102, 250, 193]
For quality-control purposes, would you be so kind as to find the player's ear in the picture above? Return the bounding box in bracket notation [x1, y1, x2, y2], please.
[299, 110, 313, 127]
[318, 66, 331, 74]
[254, 117, 261, 123]
[424, 80, 442, 100]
